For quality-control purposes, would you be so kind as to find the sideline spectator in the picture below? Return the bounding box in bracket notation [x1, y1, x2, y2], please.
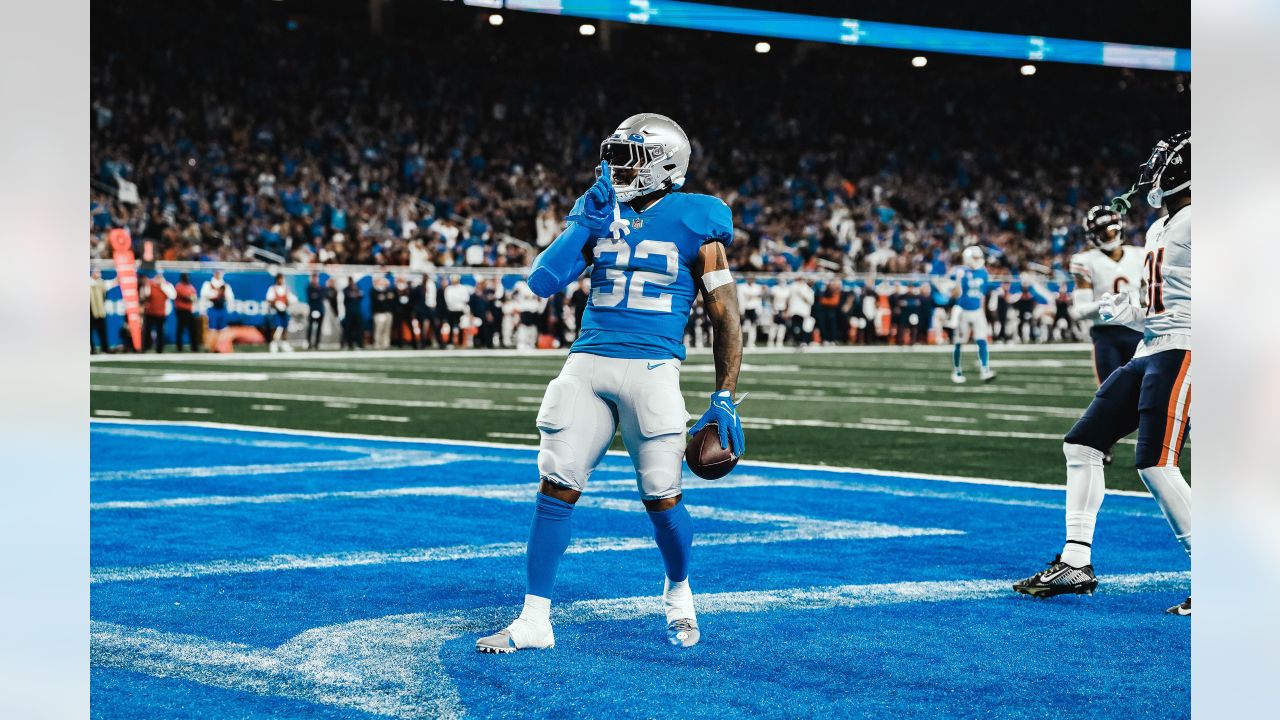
[305, 272, 327, 350]
[173, 273, 199, 351]
[141, 271, 175, 352]
[340, 277, 365, 349]
[90, 269, 116, 353]
[199, 270, 234, 349]
[370, 276, 395, 349]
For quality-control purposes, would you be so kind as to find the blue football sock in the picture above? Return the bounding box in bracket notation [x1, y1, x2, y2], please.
[977, 338, 990, 371]
[647, 501, 693, 583]
[526, 492, 574, 599]
[952, 343, 963, 373]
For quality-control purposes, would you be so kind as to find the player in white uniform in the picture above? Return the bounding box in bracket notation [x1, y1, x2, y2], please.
[738, 276, 764, 347]
[767, 280, 791, 347]
[785, 279, 816, 346]
[1071, 205, 1146, 463]
[265, 274, 297, 352]
[1015, 132, 1192, 615]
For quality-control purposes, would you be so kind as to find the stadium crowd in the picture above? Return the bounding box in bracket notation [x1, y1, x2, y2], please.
[91, 1, 1189, 283]
[91, 266, 1082, 355]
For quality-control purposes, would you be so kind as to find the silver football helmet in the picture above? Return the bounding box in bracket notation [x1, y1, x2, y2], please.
[962, 245, 986, 269]
[598, 113, 691, 202]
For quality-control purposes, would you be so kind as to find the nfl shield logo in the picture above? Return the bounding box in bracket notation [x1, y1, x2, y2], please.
[632, 219, 643, 229]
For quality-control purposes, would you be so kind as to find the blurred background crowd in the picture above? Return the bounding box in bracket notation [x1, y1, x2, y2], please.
[91, 0, 1189, 281]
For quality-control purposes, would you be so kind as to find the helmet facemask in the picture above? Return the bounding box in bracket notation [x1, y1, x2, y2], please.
[598, 114, 691, 203]
[1083, 206, 1124, 251]
[1139, 133, 1191, 208]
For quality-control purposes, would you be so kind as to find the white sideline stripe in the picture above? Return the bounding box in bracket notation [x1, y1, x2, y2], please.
[485, 432, 538, 441]
[90, 450, 490, 483]
[987, 413, 1036, 422]
[348, 414, 411, 423]
[93, 409, 132, 417]
[88, 342, 1095, 363]
[89, 418, 1156, 498]
[90, 384, 541, 414]
[89, 472, 1160, 518]
[175, 406, 214, 415]
[91, 384, 1087, 442]
[90, 521, 960, 584]
[90, 568, 1186, 720]
[251, 404, 287, 412]
[925, 415, 977, 424]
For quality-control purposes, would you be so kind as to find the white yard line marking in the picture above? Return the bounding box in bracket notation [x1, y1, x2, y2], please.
[90, 569, 1187, 720]
[348, 414, 411, 423]
[91, 519, 960, 584]
[485, 432, 539, 441]
[174, 406, 214, 415]
[89, 342, 1095, 363]
[93, 409, 132, 417]
[89, 418, 1158, 497]
[859, 417, 912, 426]
[987, 413, 1036, 422]
[250, 404, 287, 412]
[91, 385, 540, 414]
[925, 415, 977, 424]
[90, 450, 486, 483]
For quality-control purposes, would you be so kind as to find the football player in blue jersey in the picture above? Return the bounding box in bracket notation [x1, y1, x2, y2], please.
[476, 114, 745, 653]
[947, 246, 997, 383]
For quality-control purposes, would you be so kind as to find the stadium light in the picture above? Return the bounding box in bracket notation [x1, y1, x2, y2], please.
[911, 56, 927, 68]
[755, 41, 771, 54]
[488, 14, 504, 26]
[1020, 64, 1037, 76]
[579, 23, 596, 36]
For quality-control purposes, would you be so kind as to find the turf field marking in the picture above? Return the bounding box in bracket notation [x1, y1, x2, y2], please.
[348, 413, 411, 423]
[748, 414, 1134, 444]
[988, 413, 1036, 422]
[486, 432, 539, 441]
[91, 384, 541, 414]
[90, 569, 1187, 720]
[924, 415, 977, 424]
[90, 450, 485, 483]
[93, 409, 132, 417]
[90, 419, 1156, 497]
[747, 390, 1084, 417]
[174, 406, 214, 415]
[250, 404, 287, 412]
[90, 518, 960, 584]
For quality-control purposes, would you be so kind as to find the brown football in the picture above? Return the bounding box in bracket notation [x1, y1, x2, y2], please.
[685, 423, 740, 479]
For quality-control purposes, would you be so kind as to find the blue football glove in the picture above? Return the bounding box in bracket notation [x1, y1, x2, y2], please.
[689, 390, 746, 457]
[566, 160, 617, 234]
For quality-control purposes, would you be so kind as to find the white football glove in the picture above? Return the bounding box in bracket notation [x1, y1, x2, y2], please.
[1097, 292, 1145, 332]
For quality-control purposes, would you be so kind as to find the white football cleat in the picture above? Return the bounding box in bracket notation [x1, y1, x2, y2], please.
[980, 368, 997, 383]
[667, 618, 700, 648]
[950, 370, 966, 384]
[475, 616, 555, 654]
[663, 577, 699, 648]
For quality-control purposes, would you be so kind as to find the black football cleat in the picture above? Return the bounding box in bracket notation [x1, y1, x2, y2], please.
[1166, 597, 1191, 616]
[1012, 555, 1099, 598]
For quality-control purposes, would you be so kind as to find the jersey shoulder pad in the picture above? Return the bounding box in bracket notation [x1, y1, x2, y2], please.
[1068, 250, 1095, 274]
[676, 193, 733, 246]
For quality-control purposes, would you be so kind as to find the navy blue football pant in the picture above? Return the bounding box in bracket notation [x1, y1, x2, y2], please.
[1065, 349, 1191, 469]
[1090, 325, 1142, 385]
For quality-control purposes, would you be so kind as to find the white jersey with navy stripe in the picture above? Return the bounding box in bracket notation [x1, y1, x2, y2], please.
[1069, 245, 1144, 320]
[1135, 205, 1191, 358]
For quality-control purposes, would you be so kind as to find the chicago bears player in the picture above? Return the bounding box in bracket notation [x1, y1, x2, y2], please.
[947, 246, 996, 383]
[476, 114, 745, 653]
[1071, 205, 1145, 463]
[1014, 132, 1191, 614]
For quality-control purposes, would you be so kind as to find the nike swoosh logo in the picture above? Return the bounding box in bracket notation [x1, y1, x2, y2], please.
[647, 362, 666, 370]
[1040, 568, 1071, 583]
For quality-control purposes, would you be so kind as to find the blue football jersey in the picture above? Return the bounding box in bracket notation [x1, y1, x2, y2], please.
[571, 192, 733, 360]
[951, 266, 990, 311]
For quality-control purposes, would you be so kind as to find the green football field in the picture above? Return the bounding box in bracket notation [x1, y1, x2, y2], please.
[89, 345, 1189, 491]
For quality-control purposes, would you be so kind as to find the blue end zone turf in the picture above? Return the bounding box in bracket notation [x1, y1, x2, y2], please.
[90, 421, 1189, 719]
